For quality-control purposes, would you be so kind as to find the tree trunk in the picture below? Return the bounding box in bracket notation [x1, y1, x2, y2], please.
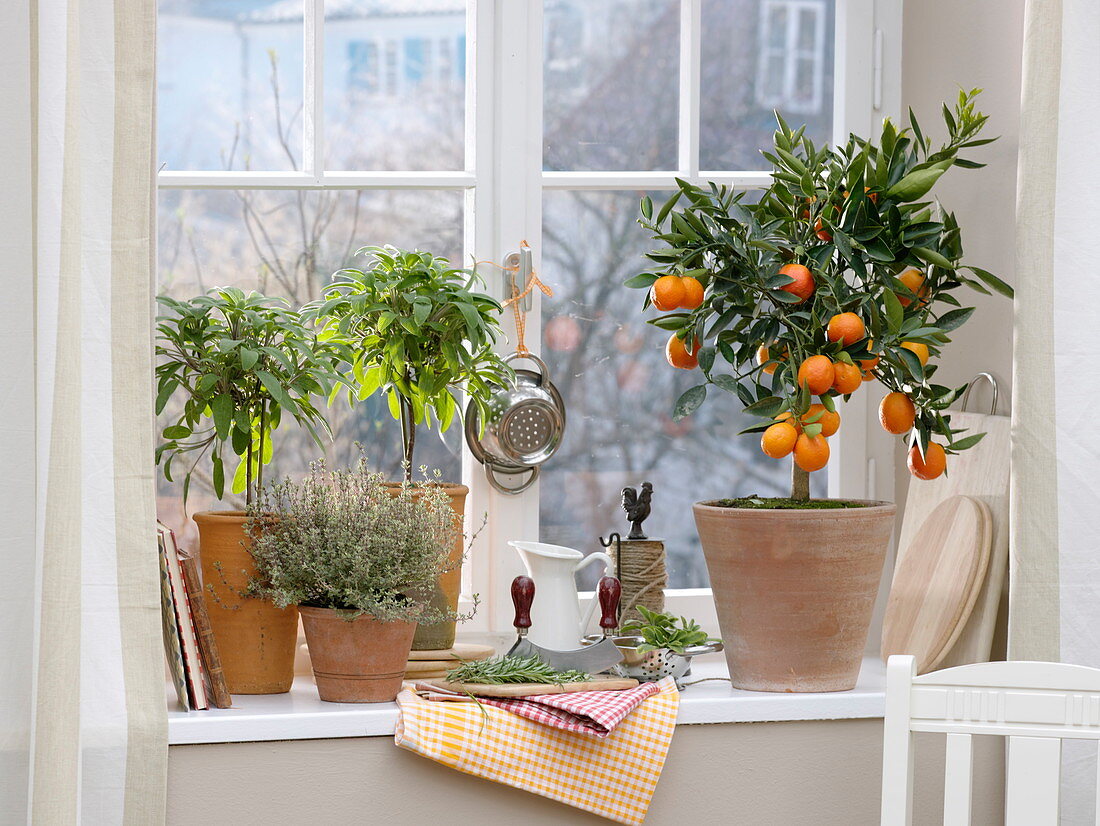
[791, 461, 810, 502]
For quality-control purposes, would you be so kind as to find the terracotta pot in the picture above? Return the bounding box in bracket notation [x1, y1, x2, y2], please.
[299, 605, 416, 702]
[693, 499, 895, 692]
[383, 483, 469, 651]
[192, 511, 298, 694]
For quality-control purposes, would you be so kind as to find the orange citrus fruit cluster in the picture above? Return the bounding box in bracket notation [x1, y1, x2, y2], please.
[651, 275, 705, 312]
[760, 403, 839, 472]
[878, 392, 946, 480]
[757, 310, 882, 474]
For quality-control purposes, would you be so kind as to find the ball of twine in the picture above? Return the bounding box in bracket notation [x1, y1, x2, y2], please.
[615, 539, 667, 624]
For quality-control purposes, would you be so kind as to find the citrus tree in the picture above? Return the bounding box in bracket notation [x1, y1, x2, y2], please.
[628, 90, 1013, 501]
[155, 288, 351, 505]
[303, 246, 512, 485]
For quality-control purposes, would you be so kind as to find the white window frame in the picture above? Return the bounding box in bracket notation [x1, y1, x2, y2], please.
[156, 0, 902, 640]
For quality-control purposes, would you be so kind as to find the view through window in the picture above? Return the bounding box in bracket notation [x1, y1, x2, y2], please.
[538, 0, 833, 588]
[157, 0, 834, 587]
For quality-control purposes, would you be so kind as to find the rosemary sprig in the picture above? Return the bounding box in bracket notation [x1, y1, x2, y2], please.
[445, 655, 590, 685]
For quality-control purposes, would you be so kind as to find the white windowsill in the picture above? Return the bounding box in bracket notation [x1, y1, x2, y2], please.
[167, 655, 887, 746]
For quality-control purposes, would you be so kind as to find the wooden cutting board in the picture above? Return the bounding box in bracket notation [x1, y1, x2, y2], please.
[405, 659, 469, 676]
[405, 669, 449, 680]
[882, 495, 992, 673]
[895, 409, 1011, 667]
[407, 643, 494, 662]
[421, 676, 639, 697]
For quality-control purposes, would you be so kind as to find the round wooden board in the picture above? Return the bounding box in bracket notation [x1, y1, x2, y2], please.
[406, 643, 494, 662]
[421, 676, 639, 697]
[882, 495, 993, 673]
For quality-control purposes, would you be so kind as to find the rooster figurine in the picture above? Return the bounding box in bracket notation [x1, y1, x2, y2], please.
[621, 481, 653, 540]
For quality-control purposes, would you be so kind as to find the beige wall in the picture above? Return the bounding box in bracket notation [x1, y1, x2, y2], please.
[168, 723, 1003, 825]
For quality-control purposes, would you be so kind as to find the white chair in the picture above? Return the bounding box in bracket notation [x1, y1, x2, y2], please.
[881, 654, 1100, 825]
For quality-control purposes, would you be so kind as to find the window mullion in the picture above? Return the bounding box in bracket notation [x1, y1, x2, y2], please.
[677, 0, 702, 177]
[302, 0, 324, 180]
[465, 0, 546, 637]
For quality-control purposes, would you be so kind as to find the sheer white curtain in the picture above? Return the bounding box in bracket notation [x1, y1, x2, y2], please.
[1012, 0, 1100, 819]
[0, 0, 167, 823]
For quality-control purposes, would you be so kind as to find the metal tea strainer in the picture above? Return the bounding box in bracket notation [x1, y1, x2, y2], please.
[465, 352, 567, 494]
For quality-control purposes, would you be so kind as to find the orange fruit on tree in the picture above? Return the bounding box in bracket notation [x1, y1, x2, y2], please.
[651, 275, 687, 312]
[793, 432, 831, 472]
[774, 411, 800, 428]
[901, 341, 930, 367]
[756, 344, 787, 375]
[804, 403, 840, 437]
[778, 263, 815, 303]
[797, 355, 835, 396]
[679, 276, 705, 309]
[908, 441, 947, 480]
[879, 392, 916, 434]
[831, 361, 862, 395]
[665, 334, 700, 369]
[814, 217, 832, 242]
[896, 267, 928, 308]
[826, 312, 867, 346]
[761, 421, 799, 458]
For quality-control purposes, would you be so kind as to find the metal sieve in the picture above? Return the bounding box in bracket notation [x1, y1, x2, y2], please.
[465, 352, 566, 494]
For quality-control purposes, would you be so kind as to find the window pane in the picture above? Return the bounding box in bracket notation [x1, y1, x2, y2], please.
[158, 0, 304, 171]
[700, 0, 834, 169]
[539, 190, 824, 589]
[325, 1, 466, 170]
[543, 0, 679, 172]
[156, 188, 464, 543]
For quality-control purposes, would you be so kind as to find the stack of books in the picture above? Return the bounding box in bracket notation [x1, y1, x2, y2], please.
[157, 521, 232, 710]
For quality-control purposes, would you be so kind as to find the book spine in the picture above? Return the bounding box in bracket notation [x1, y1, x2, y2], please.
[161, 528, 208, 710]
[158, 531, 190, 711]
[179, 555, 233, 709]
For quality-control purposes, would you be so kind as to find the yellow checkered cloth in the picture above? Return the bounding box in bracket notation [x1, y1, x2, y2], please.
[395, 677, 679, 825]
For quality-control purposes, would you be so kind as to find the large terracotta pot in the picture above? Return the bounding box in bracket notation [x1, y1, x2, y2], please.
[693, 500, 895, 692]
[193, 511, 298, 694]
[384, 483, 469, 651]
[299, 606, 416, 702]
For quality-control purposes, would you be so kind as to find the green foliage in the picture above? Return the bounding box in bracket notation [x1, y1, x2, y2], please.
[155, 287, 350, 505]
[244, 459, 472, 622]
[304, 246, 511, 482]
[619, 606, 719, 654]
[444, 655, 590, 685]
[629, 90, 1012, 476]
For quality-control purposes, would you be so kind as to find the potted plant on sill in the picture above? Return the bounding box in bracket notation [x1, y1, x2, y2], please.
[628, 90, 1013, 692]
[156, 287, 349, 694]
[245, 459, 468, 703]
[304, 246, 511, 650]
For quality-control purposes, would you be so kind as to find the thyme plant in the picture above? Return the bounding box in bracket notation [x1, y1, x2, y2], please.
[245, 459, 472, 622]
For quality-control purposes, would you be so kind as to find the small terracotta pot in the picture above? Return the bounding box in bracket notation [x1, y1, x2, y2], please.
[383, 482, 469, 651]
[193, 511, 298, 694]
[299, 605, 416, 703]
[693, 499, 895, 692]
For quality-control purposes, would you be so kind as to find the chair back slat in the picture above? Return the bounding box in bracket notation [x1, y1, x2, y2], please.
[1005, 736, 1061, 825]
[1095, 743, 1100, 826]
[942, 733, 973, 826]
[882, 656, 1100, 826]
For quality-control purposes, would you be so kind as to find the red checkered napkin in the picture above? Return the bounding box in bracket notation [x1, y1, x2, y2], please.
[414, 679, 661, 738]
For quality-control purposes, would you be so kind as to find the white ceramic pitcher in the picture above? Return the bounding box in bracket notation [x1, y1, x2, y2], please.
[508, 541, 613, 651]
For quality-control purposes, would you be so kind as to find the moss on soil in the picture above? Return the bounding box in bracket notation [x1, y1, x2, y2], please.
[712, 496, 870, 510]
